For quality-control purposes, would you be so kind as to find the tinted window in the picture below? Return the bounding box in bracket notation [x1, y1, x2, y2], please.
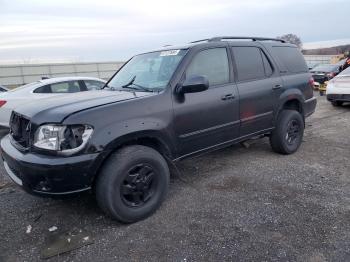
[33, 85, 51, 93]
[85, 80, 105, 90]
[51, 81, 81, 93]
[186, 48, 229, 86]
[272, 46, 308, 73]
[232, 47, 265, 81]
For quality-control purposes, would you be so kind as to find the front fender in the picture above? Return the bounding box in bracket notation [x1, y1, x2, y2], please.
[88, 117, 177, 158]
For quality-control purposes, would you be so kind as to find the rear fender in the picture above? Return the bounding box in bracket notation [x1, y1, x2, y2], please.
[275, 89, 305, 124]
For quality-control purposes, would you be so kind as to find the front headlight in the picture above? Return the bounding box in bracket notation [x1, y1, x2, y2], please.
[34, 124, 93, 155]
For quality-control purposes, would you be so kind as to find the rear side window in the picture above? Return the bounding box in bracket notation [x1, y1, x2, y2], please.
[232, 47, 267, 81]
[186, 48, 229, 86]
[51, 81, 81, 93]
[271, 46, 308, 73]
[34, 81, 82, 93]
[85, 80, 105, 90]
[33, 85, 51, 93]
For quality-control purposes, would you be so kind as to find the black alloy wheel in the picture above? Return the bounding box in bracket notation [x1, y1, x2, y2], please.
[285, 119, 300, 145]
[121, 164, 156, 207]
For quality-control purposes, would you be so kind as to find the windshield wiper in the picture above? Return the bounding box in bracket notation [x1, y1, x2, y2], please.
[122, 75, 136, 89]
[122, 76, 154, 92]
[102, 83, 111, 90]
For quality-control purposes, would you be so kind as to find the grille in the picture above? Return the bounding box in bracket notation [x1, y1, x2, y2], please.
[9, 112, 31, 149]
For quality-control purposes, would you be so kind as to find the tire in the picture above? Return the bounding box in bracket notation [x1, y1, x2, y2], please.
[270, 110, 304, 155]
[96, 145, 170, 223]
[331, 101, 343, 107]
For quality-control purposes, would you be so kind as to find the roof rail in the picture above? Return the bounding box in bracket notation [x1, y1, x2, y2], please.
[190, 36, 285, 44]
[190, 38, 210, 44]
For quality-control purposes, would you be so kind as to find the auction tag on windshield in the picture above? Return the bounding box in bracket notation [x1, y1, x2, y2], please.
[160, 50, 180, 56]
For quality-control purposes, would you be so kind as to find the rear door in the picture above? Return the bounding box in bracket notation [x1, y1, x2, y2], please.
[231, 44, 283, 136]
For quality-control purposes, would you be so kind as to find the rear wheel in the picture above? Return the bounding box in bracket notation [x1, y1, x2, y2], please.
[270, 110, 304, 155]
[331, 101, 343, 107]
[96, 145, 170, 223]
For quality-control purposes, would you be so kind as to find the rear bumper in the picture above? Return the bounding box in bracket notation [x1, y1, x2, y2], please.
[304, 97, 317, 117]
[327, 94, 350, 102]
[0, 135, 107, 196]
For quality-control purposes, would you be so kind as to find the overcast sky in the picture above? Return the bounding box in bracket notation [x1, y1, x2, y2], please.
[0, 0, 349, 64]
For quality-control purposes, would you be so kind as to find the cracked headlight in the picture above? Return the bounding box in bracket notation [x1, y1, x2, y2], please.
[34, 124, 93, 155]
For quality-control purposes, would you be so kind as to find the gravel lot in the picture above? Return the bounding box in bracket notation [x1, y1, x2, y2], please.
[0, 94, 349, 261]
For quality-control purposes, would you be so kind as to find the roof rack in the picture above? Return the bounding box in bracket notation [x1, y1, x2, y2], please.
[190, 36, 285, 44]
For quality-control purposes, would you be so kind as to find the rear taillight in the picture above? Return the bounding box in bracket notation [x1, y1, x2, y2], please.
[0, 100, 6, 107]
[309, 77, 315, 88]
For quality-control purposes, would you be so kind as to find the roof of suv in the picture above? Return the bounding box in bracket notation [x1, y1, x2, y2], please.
[153, 36, 295, 53]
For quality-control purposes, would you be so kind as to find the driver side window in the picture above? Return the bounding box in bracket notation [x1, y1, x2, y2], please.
[186, 48, 230, 86]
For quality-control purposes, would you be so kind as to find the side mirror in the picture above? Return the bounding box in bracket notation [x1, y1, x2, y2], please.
[177, 75, 209, 94]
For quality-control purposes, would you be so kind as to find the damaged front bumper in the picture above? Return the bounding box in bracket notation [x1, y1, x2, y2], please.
[0, 134, 106, 196]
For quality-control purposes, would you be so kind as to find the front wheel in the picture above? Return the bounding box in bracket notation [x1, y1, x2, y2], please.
[96, 145, 170, 223]
[270, 110, 304, 155]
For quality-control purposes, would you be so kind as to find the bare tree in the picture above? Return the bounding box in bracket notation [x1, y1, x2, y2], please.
[277, 34, 302, 48]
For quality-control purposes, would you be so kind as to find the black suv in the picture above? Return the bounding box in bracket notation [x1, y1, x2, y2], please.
[1, 37, 317, 223]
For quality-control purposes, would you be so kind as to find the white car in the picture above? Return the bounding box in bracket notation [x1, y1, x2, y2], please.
[0, 77, 106, 127]
[326, 67, 350, 106]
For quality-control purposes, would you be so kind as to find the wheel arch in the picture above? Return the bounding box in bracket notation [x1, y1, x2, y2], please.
[275, 90, 306, 125]
[106, 131, 175, 159]
[91, 130, 175, 189]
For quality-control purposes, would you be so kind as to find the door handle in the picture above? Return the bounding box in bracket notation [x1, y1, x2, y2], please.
[272, 84, 283, 90]
[221, 94, 235, 100]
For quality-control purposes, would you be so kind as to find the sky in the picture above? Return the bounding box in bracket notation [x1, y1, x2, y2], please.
[0, 0, 349, 64]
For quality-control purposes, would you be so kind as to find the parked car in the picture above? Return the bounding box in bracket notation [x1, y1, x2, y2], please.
[307, 63, 319, 71]
[326, 66, 350, 106]
[0, 77, 106, 127]
[310, 64, 341, 87]
[0, 36, 316, 223]
[0, 85, 9, 92]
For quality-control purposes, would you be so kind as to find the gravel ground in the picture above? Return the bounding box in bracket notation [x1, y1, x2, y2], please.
[0, 94, 349, 262]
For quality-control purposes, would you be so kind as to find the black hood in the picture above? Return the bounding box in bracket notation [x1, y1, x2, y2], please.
[15, 90, 154, 124]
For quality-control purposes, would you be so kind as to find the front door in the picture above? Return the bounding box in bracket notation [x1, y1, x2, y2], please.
[173, 47, 240, 157]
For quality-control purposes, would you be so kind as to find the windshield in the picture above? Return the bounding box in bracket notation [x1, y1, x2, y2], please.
[107, 49, 187, 91]
[311, 64, 337, 72]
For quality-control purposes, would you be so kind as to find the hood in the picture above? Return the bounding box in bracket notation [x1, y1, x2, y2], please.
[15, 90, 154, 124]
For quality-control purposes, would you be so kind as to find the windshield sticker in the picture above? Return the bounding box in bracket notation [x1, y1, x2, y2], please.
[160, 50, 180, 56]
